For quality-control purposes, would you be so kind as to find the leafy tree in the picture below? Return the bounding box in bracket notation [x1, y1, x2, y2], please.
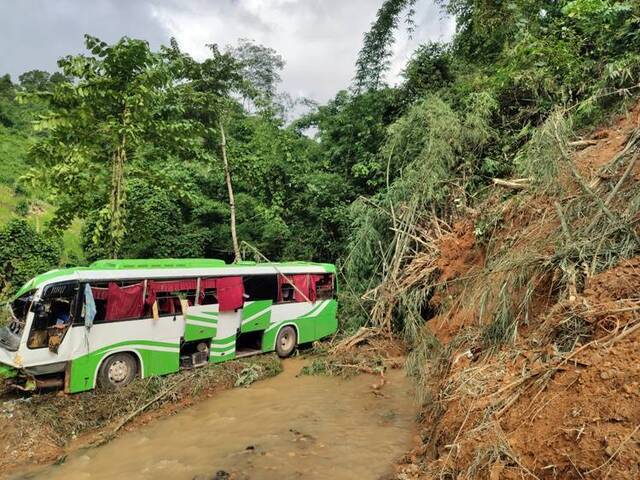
[299, 88, 402, 195]
[18, 70, 53, 92]
[400, 42, 455, 100]
[174, 42, 245, 261]
[0, 74, 12, 96]
[30, 35, 192, 257]
[227, 38, 286, 113]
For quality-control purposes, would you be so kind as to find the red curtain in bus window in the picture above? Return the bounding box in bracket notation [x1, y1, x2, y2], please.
[91, 286, 109, 301]
[308, 274, 325, 302]
[292, 274, 311, 303]
[146, 279, 198, 305]
[277, 274, 286, 302]
[278, 274, 311, 302]
[217, 276, 244, 312]
[105, 282, 144, 321]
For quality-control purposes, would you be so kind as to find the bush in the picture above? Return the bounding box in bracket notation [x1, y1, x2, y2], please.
[0, 219, 62, 295]
[15, 199, 29, 217]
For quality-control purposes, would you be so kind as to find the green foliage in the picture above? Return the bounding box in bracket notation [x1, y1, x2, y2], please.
[354, 0, 417, 91]
[0, 219, 61, 295]
[15, 199, 29, 217]
[2, 0, 639, 341]
[234, 363, 264, 387]
[400, 42, 455, 99]
[340, 0, 640, 339]
[346, 93, 496, 289]
[227, 38, 286, 113]
[18, 70, 68, 92]
[299, 88, 402, 195]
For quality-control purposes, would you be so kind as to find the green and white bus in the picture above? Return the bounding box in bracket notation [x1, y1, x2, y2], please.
[0, 259, 338, 393]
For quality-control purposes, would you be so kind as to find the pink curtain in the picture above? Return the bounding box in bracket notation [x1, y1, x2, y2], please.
[105, 282, 144, 321]
[217, 276, 244, 312]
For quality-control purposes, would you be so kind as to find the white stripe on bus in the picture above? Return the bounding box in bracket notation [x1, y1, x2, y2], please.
[241, 307, 270, 325]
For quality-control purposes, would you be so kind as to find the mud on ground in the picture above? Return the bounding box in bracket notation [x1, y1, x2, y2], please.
[0, 355, 281, 476]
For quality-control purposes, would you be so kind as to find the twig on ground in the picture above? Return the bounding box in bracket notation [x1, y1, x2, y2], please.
[585, 424, 640, 475]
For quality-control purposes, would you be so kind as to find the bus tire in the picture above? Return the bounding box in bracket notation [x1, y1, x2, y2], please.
[97, 352, 138, 390]
[275, 326, 297, 358]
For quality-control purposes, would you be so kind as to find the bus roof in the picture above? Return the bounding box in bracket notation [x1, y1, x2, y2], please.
[15, 258, 336, 298]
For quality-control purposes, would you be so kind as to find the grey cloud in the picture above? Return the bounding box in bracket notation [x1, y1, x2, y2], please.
[0, 0, 171, 80]
[0, 0, 453, 102]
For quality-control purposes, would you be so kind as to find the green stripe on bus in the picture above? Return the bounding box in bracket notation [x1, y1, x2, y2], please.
[186, 314, 218, 324]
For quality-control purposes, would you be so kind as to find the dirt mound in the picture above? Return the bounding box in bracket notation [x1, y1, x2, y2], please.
[435, 221, 484, 284]
[584, 257, 640, 305]
[394, 104, 640, 479]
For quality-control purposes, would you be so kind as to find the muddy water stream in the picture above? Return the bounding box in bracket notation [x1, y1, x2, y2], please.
[24, 359, 415, 480]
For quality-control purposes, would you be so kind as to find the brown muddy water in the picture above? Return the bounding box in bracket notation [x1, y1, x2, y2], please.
[16, 359, 416, 480]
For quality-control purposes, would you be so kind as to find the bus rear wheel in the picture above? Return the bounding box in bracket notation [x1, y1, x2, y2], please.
[98, 353, 138, 390]
[275, 326, 297, 358]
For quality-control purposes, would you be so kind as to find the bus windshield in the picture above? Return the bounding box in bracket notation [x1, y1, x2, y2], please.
[0, 290, 35, 351]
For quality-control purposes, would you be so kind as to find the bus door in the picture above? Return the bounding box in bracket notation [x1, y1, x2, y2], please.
[186, 276, 244, 363]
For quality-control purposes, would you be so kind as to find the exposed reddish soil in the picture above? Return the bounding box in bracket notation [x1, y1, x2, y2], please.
[394, 105, 640, 479]
[435, 221, 484, 284]
[575, 102, 640, 174]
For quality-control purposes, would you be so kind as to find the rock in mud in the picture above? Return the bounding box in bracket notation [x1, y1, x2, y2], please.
[193, 470, 230, 480]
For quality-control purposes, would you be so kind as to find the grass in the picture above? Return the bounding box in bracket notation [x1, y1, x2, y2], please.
[1, 124, 85, 264]
[0, 126, 30, 187]
[0, 185, 19, 224]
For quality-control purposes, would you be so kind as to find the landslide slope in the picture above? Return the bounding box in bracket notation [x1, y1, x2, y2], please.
[395, 104, 640, 479]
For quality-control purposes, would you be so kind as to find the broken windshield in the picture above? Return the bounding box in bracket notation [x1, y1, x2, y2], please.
[0, 291, 35, 351]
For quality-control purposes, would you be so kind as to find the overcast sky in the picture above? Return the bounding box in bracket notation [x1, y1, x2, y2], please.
[0, 0, 454, 103]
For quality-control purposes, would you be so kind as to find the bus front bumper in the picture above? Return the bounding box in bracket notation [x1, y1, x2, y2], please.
[0, 363, 18, 380]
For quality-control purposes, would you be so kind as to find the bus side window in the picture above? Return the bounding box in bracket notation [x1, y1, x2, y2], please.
[200, 289, 217, 305]
[199, 278, 218, 306]
[243, 275, 278, 302]
[146, 280, 198, 316]
[89, 281, 145, 322]
[278, 274, 310, 303]
[278, 278, 295, 303]
[89, 283, 109, 322]
[315, 274, 334, 300]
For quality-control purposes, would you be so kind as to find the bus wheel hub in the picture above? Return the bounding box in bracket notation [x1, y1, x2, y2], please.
[280, 332, 293, 350]
[109, 360, 129, 383]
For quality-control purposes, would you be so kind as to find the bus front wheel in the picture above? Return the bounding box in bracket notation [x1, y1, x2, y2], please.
[98, 353, 138, 390]
[275, 326, 297, 358]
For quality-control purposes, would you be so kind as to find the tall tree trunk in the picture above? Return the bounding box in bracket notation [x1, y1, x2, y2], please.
[109, 136, 126, 259]
[219, 117, 241, 262]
